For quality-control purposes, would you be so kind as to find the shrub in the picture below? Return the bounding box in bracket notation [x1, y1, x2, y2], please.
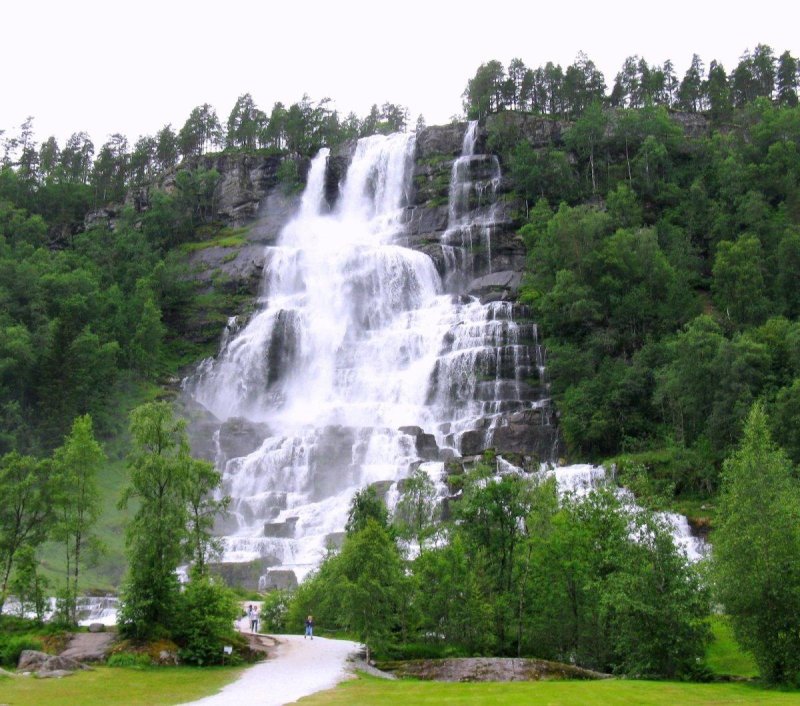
[107, 652, 153, 668]
[260, 589, 290, 632]
[172, 575, 240, 666]
[0, 635, 44, 667]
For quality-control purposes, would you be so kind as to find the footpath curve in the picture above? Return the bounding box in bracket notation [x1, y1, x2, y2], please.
[179, 634, 361, 706]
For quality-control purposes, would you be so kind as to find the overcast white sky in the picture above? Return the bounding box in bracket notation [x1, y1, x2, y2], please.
[1, 0, 798, 149]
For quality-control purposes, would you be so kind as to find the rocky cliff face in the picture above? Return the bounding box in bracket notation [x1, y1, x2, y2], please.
[182, 123, 561, 463]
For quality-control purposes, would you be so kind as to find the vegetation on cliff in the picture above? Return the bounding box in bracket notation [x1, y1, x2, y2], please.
[1, 43, 800, 682]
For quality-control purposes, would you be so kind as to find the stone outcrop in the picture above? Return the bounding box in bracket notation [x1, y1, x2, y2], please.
[210, 558, 280, 591]
[262, 568, 299, 590]
[485, 112, 568, 149]
[403, 123, 528, 289]
[59, 632, 115, 663]
[18, 650, 91, 676]
[399, 426, 440, 461]
[184, 188, 300, 297]
[378, 657, 611, 682]
[159, 153, 307, 227]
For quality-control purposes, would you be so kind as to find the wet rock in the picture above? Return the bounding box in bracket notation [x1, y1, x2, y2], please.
[369, 480, 395, 499]
[263, 516, 298, 538]
[87, 623, 105, 633]
[262, 568, 298, 590]
[416, 124, 467, 160]
[404, 205, 449, 237]
[468, 270, 522, 300]
[324, 531, 346, 550]
[218, 417, 271, 462]
[493, 425, 560, 460]
[459, 429, 490, 456]
[210, 558, 280, 591]
[485, 113, 568, 150]
[324, 154, 351, 209]
[399, 426, 441, 461]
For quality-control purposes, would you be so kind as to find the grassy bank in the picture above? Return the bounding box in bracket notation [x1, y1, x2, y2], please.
[706, 615, 759, 679]
[0, 665, 243, 706]
[298, 673, 800, 706]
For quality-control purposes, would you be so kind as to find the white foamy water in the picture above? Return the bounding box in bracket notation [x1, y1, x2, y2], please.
[185, 127, 553, 583]
[541, 462, 707, 561]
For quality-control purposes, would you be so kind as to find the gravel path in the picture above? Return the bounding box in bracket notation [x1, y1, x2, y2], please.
[179, 634, 361, 706]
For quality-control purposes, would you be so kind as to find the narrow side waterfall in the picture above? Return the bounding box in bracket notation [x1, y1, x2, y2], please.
[441, 120, 503, 286]
[185, 126, 558, 585]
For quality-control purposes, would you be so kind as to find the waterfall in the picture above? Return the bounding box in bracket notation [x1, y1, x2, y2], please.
[185, 126, 555, 584]
[442, 120, 503, 286]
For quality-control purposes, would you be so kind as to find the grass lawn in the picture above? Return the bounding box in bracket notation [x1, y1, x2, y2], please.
[706, 615, 760, 679]
[0, 665, 244, 706]
[297, 673, 800, 706]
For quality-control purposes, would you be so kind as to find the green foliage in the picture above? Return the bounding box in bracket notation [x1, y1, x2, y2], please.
[412, 534, 495, 654]
[289, 517, 409, 661]
[713, 403, 800, 684]
[705, 615, 759, 678]
[376, 461, 710, 677]
[276, 159, 303, 193]
[524, 487, 709, 677]
[345, 486, 389, 535]
[106, 651, 153, 668]
[117, 402, 227, 641]
[259, 589, 290, 632]
[0, 633, 44, 667]
[393, 468, 439, 546]
[51, 414, 104, 624]
[172, 575, 241, 666]
[8, 544, 50, 621]
[0, 452, 53, 612]
[712, 235, 770, 328]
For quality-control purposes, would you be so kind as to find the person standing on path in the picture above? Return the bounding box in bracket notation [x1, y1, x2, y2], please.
[305, 615, 314, 639]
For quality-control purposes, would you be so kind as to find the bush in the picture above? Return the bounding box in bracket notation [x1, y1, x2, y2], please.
[107, 652, 153, 668]
[276, 159, 302, 193]
[260, 590, 290, 632]
[0, 635, 44, 667]
[172, 575, 240, 666]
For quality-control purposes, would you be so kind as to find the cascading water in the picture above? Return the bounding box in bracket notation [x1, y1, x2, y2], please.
[186, 126, 557, 585]
[441, 120, 503, 287]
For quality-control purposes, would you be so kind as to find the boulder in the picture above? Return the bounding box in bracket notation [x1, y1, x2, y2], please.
[158, 649, 179, 666]
[59, 631, 115, 663]
[18, 650, 88, 674]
